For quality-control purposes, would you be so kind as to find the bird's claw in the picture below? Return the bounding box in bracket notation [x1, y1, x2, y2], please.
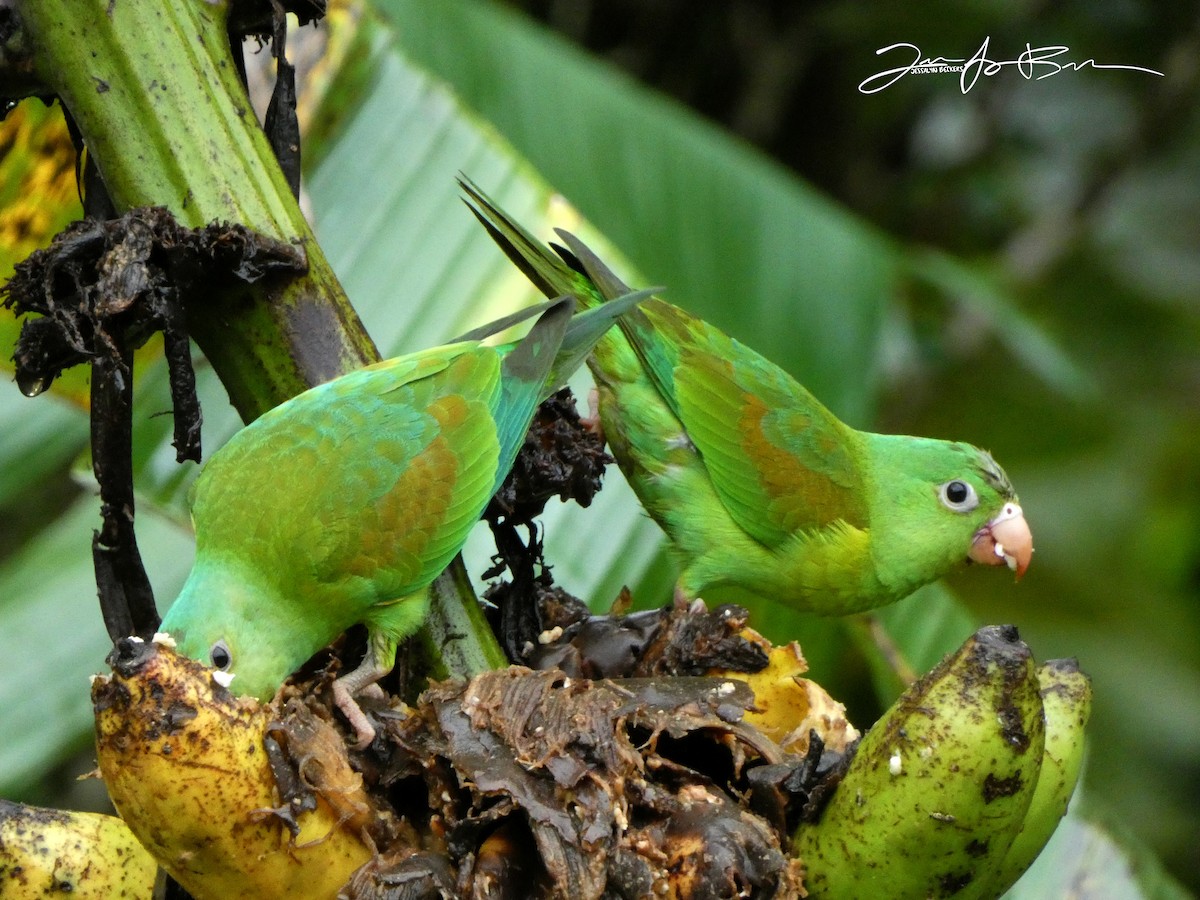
[580, 387, 606, 441]
[332, 679, 377, 750]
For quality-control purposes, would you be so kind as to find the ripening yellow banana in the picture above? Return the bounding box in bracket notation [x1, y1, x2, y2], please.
[793, 625, 1046, 900]
[719, 638, 859, 755]
[0, 799, 157, 899]
[92, 635, 374, 900]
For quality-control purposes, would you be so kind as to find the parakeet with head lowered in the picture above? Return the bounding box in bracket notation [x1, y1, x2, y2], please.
[462, 180, 1032, 615]
[160, 293, 646, 745]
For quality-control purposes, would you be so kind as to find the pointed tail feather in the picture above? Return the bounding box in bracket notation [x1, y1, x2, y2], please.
[545, 287, 657, 389]
[553, 230, 684, 404]
[461, 177, 673, 436]
[450, 296, 566, 344]
[491, 288, 652, 493]
[460, 176, 611, 312]
[552, 229, 635, 303]
[493, 297, 576, 484]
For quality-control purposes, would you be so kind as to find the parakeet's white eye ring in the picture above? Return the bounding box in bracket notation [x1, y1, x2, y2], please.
[210, 640, 232, 671]
[939, 479, 979, 512]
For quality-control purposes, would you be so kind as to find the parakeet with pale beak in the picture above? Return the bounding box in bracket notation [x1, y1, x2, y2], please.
[160, 291, 648, 746]
[463, 180, 1033, 614]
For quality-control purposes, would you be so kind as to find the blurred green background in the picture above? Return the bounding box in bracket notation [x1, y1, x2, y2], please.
[0, 0, 1196, 894]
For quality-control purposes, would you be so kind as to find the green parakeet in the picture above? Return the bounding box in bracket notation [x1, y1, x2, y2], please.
[463, 181, 1032, 615]
[160, 293, 645, 744]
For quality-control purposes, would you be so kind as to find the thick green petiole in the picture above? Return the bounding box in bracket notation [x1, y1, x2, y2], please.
[14, 0, 376, 420]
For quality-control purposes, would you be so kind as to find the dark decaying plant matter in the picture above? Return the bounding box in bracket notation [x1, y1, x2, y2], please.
[1, 206, 305, 640]
[308, 664, 820, 899]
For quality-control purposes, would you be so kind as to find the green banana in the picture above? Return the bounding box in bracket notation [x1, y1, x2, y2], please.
[987, 658, 1092, 893]
[793, 625, 1046, 899]
[0, 799, 156, 899]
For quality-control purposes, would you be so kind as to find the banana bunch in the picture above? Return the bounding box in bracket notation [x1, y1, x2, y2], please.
[793, 625, 1091, 899]
[0, 799, 156, 898]
[77, 625, 1085, 898]
[91, 635, 375, 900]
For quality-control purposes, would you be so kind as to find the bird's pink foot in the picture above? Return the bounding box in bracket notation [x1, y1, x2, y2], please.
[332, 679, 377, 750]
[672, 584, 706, 614]
[580, 387, 606, 442]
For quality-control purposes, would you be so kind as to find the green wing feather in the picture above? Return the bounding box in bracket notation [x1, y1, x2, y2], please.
[642, 303, 868, 544]
[191, 346, 496, 597]
[554, 228, 868, 547]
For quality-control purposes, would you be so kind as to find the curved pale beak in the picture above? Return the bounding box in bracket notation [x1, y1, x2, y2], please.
[968, 503, 1033, 579]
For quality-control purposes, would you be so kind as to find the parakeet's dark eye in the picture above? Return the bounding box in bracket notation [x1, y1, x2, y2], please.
[210, 640, 232, 671]
[939, 480, 979, 512]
